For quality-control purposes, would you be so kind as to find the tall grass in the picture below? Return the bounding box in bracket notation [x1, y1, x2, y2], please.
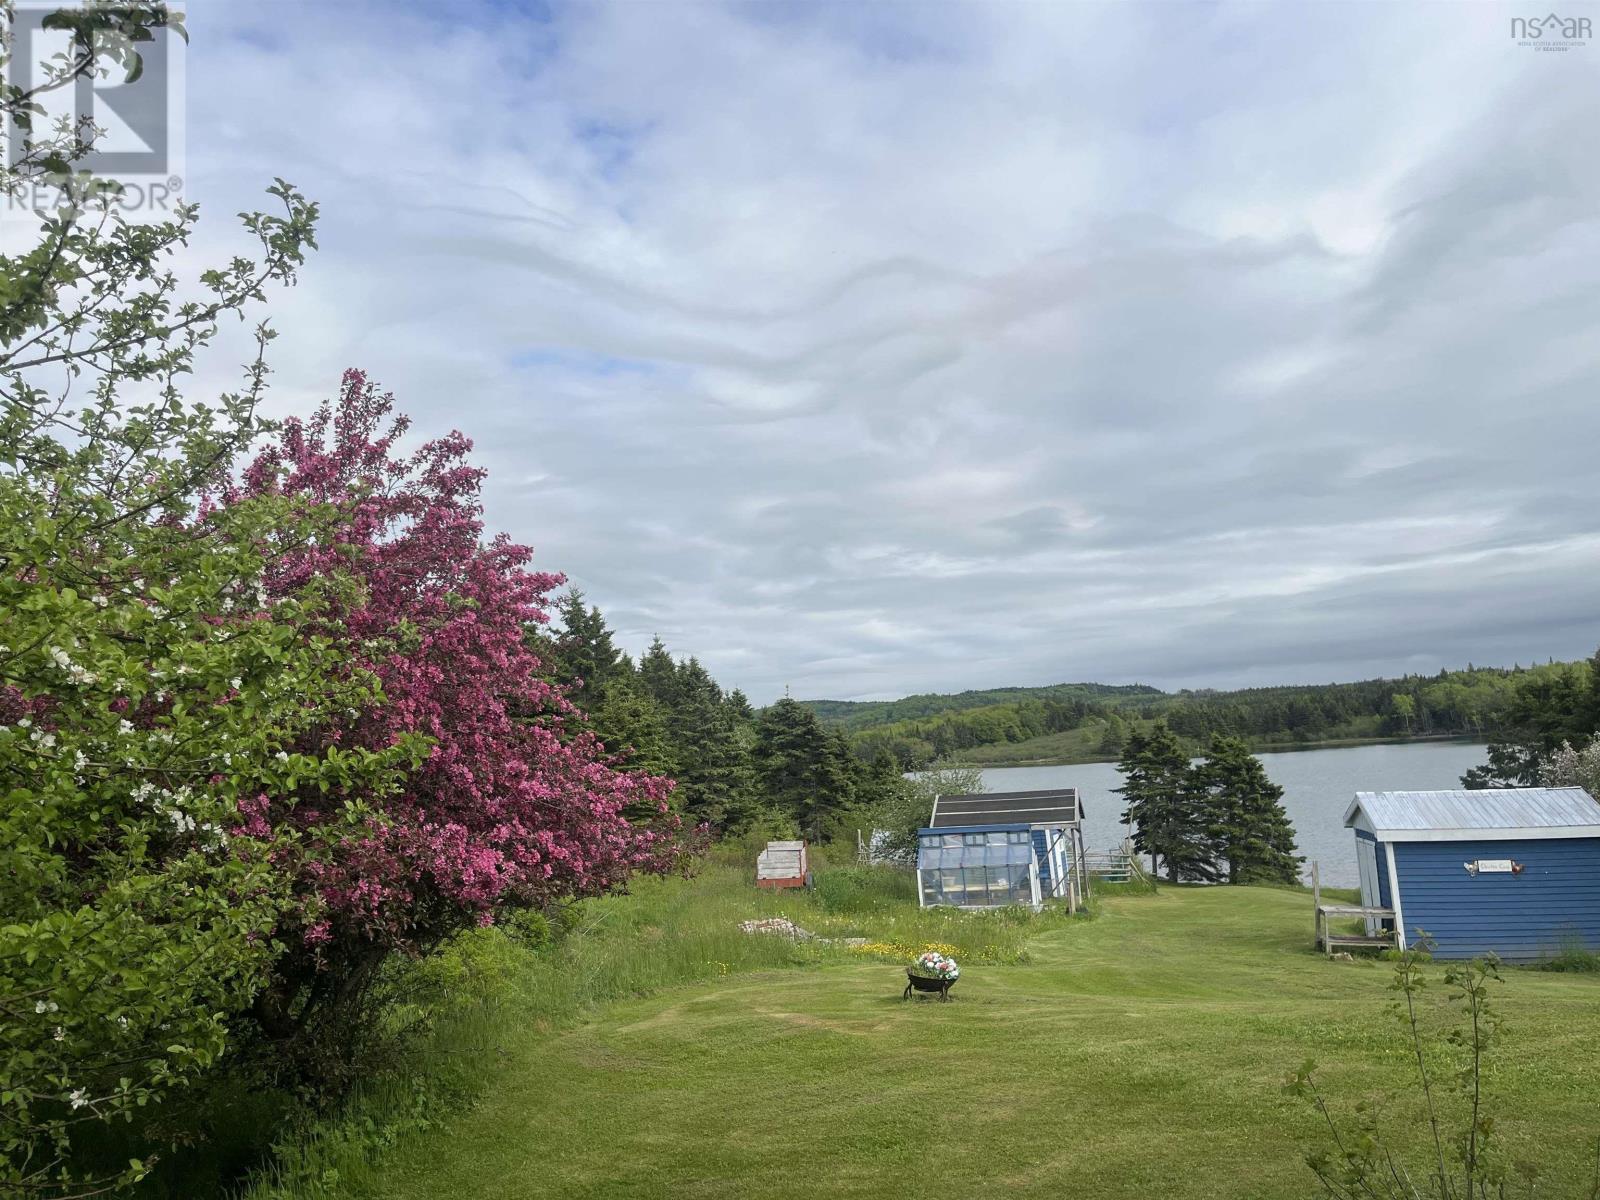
[228, 845, 1076, 1199]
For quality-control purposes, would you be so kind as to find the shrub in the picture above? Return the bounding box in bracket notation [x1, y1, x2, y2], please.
[224, 372, 695, 1081]
[1286, 940, 1598, 1198]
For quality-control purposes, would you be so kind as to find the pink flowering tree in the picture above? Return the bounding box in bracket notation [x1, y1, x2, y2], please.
[234, 370, 687, 1048]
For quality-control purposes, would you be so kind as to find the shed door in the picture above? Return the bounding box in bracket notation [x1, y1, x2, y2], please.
[1355, 839, 1381, 936]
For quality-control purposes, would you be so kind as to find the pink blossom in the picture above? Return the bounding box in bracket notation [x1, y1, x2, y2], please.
[231, 370, 690, 960]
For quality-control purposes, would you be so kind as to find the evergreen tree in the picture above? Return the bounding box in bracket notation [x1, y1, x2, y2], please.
[725, 687, 755, 722]
[550, 587, 622, 709]
[667, 658, 759, 831]
[1115, 723, 1216, 882]
[591, 671, 674, 782]
[754, 697, 856, 840]
[1191, 736, 1301, 885]
[638, 635, 683, 710]
[1098, 713, 1129, 756]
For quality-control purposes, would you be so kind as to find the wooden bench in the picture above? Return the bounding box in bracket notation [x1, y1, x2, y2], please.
[1311, 862, 1398, 955]
[1315, 903, 1398, 954]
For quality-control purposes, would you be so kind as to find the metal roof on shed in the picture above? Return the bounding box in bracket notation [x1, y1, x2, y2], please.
[1345, 788, 1600, 842]
[929, 788, 1083, 829]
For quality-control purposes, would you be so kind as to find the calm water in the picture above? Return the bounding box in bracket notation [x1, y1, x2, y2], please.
[977, 740, 1491, 889]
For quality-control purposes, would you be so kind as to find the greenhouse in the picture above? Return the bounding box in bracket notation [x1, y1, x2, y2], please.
[916, 788, 1086, 911]
[916, 825, 1039, 907]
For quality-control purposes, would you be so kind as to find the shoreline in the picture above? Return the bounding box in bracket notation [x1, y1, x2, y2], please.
[950, 732, 1488, 770]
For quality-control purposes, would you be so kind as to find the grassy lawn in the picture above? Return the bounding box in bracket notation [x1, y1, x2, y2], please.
[326, 872, 1600, 1200]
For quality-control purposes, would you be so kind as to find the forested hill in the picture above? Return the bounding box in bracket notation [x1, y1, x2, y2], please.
[801, 660, 1589, 768]
[803, 682, 1162, 731]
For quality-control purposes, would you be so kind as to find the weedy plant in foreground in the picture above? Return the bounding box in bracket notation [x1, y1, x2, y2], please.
[1286, 942, 1600, 1199]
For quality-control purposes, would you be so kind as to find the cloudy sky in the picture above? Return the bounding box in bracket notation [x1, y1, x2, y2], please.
[178, 1, 1599, 703]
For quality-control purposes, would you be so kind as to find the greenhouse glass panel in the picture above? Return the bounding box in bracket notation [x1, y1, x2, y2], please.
[1010, 864, 1032, 900]
[984, 870, 1004, 905]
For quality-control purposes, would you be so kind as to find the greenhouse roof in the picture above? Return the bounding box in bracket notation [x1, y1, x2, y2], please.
[929, 788, 1083, 829]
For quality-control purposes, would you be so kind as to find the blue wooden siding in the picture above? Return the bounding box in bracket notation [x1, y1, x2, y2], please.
[1354, 830, 1391, 908]
[1392, 837, 1600, 963]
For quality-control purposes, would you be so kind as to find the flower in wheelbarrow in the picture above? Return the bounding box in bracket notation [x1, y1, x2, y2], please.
[912, 950, 959, 980]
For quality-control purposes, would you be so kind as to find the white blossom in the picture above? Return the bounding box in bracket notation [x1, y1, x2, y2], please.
[69, 1088, 88, 1109]
[34, 999, 58, 1014]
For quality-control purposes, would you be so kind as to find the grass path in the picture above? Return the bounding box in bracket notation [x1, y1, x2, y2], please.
[355, 887, 1600, 1199]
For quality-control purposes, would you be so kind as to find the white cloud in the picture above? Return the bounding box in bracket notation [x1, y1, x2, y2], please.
[174, 0, 1600, 702]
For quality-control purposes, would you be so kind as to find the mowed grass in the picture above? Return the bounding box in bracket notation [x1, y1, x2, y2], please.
[301, 868, 1600, 1200]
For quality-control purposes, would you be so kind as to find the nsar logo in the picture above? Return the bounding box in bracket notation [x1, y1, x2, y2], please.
[1510, 12, 1592, 50]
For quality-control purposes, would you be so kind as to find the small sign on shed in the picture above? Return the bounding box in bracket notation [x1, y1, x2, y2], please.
[755, 840, 810, 890]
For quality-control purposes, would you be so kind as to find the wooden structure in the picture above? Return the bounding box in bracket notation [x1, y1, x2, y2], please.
[1343, 787, 1600, 961]
[755, 839, 809, 890]
[916, 788, 1086, 912]
[1311, 862, 1397, 955]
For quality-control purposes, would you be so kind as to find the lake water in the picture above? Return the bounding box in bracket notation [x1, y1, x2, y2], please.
[977, 740, 1492, 889]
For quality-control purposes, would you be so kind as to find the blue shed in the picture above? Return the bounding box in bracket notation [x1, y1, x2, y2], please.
[1343, 787, 1600, 962]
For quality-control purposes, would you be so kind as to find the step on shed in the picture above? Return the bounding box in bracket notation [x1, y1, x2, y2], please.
[1344, 787, 1600, 962]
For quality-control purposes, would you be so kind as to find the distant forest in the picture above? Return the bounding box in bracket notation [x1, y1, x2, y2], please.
[803, 661, 1589, 769]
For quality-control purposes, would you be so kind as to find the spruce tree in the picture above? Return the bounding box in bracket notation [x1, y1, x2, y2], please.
[725, 687, 756, 722]
[1098, 713, 1129, 757]
[1115, 722, 1216, 882]
[667, 658, 759, 831]
[551, 587, 623, 709]
[591, 671, 675, 781]
[753, 697, 856, 841]
[638, 635, 684, 710]
[1191, 736, 1301, 884]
